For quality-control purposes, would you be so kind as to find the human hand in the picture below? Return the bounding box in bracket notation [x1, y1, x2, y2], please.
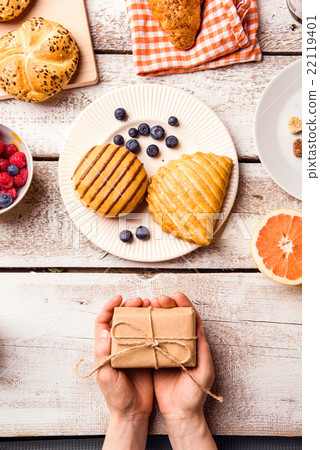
[151, 292, 217, 450]
[94, 295, 153, 450]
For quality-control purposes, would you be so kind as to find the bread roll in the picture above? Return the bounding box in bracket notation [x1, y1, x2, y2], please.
[147, 0, 204, 50]
[0, 17, 79, 102]
[72, 144, 148, 217]
[0, 0, 31, 21]
[147, 152, 233, 245]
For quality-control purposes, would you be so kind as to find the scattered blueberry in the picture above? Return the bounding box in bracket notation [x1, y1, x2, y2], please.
[168, 116, 179, 126]
[114, 108, 127, 120]
[136, 226, 150, 240]
[0, 193, 13, 208]
[120, 230, 133, 243]
[7, 164, 19, 176]
[138, 123, 150, 136]
[150, 125, 165, 140]
[165, 135, 179, 149]
[126, 139, 140, 154]
[146, 145, 159, 157]
[113, 135, 124, 146]
[128, 127, 139, 138]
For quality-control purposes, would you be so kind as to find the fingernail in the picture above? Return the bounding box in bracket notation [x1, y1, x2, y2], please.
[100, 329, 109, 342]
[199, 325, 205, 337]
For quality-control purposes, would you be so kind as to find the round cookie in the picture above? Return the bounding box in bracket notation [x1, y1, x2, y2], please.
[72, 144, 148, 217]
[0, 0, 32, 21]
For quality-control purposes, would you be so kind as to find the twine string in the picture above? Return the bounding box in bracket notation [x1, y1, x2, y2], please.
[75, 309, 223, 403]
[148, 307, 159, 369]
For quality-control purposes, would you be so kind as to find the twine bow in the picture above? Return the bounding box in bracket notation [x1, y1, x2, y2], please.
[75, 307, 223, 403]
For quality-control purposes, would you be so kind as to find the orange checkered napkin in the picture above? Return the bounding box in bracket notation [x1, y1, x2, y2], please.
[125, 0, 261, 76]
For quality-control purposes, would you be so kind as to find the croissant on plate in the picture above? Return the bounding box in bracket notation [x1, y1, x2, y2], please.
[146, 152, 233, 245]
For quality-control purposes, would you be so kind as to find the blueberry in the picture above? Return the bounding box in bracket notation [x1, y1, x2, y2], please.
[126, 139, 140, 154]
[120, 230, 133, 243]
[168, 116, 179, 126]
[138, 123, 150, 136]
[165, 135, 179, 149]
[150, 125, 165, 140]
[113, 135, 124, 146]
[136, 226, 150, 240]
[146, 145, 159, 157]
[114, 108, 127, 120]
[7, 164, 19, 176]
[128, 128, 139, 138]
[0, 193, 13, 208]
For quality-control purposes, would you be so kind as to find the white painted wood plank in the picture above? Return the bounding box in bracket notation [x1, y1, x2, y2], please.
[86, 0, 302, 53]
[257, 0, 302, 53]
[1, 55, 299, 160]
[0, 162, 301, 269]
[0, 272, 301, 437]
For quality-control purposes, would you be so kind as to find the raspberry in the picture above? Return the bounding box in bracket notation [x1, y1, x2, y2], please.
[9, 151, 26, 168]
[0, 187, 17, 201]
[3, 143, 18, 159]
[0, 158, 10, 172]
[0, 172, 13, 189]
[13, 168, 28, 187]
[6, 187, 17, 201]
[0, 140, 4, 155]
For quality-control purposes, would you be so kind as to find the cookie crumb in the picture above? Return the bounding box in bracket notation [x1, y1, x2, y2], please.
[288, 116, 302, 134]
[293, 139, 302, 157]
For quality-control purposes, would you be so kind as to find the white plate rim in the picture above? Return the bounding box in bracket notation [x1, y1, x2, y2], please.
[59, 84, 239, 262]
[254, 59, 302, 200]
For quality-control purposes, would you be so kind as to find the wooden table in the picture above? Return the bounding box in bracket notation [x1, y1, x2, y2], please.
[0, 0, 302, 438]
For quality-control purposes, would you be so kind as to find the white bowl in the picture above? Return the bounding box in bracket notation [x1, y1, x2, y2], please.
[0, 123, 33, 214]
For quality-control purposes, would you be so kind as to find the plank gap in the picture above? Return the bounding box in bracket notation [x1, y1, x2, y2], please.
[0, 268, 261, 274]
[94, 49, 132, 55]
[33, 157, 59, 162]
[263, 51, 302, 56]
[93, 49, 301, 57]
[239, 157, 260, 163]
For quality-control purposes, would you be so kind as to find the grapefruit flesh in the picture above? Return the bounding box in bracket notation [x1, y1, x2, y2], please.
[250, 209, 302, 285]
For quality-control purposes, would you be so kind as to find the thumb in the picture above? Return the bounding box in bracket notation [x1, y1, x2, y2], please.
[94, 328, 111, 367]
[196, 324, 215, 386]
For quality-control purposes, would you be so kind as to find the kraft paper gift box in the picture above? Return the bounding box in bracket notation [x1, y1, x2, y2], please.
[110, 307, 197, 369]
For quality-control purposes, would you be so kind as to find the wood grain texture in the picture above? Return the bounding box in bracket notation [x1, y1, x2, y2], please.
[0, 55, 300, 160]
[86, 0, 302, 53]
[0, 161, 301, 269]
[0, 272, 301, 437]
[0, 1, 302, 439]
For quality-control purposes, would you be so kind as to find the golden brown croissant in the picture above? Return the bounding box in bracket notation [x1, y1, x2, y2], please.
[0, 17, 79, 102]
[0, 0, 31, 21]
[147, 0, 204, 50]
[72, 144, 148, 217]
[147, 152, 233, 246]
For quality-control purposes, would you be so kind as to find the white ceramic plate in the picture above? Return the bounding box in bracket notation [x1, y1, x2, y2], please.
[254, 59, 302, 200]
[59, 84, 239, 262]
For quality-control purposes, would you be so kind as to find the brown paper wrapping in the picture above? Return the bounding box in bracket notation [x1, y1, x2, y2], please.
[110, 307, 197, 369]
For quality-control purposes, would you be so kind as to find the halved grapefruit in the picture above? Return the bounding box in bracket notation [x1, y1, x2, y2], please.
[250, 209, 302, 285]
